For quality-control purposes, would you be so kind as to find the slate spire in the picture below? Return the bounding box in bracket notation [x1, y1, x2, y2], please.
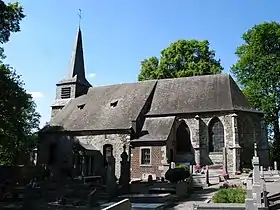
[69, 26, 86, 80]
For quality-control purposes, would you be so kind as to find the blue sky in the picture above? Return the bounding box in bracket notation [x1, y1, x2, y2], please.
[3, 0, 280, 127]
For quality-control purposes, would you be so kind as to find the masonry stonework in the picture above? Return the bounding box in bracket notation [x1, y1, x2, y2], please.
[76, 134, 130, 179]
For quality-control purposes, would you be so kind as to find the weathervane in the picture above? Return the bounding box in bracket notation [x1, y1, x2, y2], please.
[78, 9, 82, 26]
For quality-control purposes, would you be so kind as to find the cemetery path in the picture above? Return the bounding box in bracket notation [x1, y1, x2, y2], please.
[168, 175, 247, 210]
[167, 184, 220, 210]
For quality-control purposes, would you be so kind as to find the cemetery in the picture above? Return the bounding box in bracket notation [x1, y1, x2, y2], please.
[0, 26, 278, 209]
[1, 3, 279, 210]
[1, 141, 280, 209]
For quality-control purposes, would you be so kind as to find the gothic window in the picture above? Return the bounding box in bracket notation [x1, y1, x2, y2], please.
[176, 121, 192, 153]
[103, 144, 113, 159]
[140, 148, 151, 165]
[208, 117, 224, 152]
[61, 87, 71, 99]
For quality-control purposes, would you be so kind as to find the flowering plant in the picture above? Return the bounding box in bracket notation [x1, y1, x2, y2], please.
[222, 172, 229, 180]
[194, 165, 201, 173]
[194, 165, 200, 169]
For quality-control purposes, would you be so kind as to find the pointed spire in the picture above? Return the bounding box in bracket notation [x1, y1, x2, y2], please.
[69, 26, 86, 80]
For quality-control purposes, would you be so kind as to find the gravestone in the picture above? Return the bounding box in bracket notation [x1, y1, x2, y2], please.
[88, 188, 97, 207]
[260, 166, 264, 179]
[252, 143, 261, 205]
[205, 165, 210, 186]
[170, 162, 176, 169]
[245, 188, 254, 210]
[106, 156, 117, 197]
[268, 166, 272, 176]
[262, 183, 269, 207]
[274, 161, 277, 171]
[119, 145, 130, 194]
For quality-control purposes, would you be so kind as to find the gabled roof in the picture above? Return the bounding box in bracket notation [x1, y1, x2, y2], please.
[50, 80, 157, 131]
[48, 73, 260, 133]
[131, 116, 175, 142]
[147, 73, 259, 115]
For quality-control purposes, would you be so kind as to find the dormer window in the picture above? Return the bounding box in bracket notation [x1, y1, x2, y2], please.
[110, 100, 118, 108]
[61, 87, 71, 99]
[77, 104, 85, 110]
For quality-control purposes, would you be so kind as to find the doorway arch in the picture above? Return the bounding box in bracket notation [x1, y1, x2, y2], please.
[176, 121, 192, 153]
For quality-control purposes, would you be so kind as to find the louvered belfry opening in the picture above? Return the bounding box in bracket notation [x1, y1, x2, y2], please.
[61, 87, 71, 99]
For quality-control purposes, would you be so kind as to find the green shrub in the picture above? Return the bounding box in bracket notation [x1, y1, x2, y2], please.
[243, 168, 251, 173]
[165, 165, 190, 183]
[212, 187, 246, 203]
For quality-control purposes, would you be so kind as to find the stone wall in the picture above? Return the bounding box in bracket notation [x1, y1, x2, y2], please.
[38, 134, 74, 170]
[129, 111, 266, 177]
[179, 111, 268, 172]
[76, 133, 130, 179]
[181, 113, 234, 170]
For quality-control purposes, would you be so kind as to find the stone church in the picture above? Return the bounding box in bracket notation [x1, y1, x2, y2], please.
[38, 27, 269, 180]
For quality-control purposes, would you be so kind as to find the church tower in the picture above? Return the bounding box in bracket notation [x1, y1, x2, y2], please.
[51, 26, 91, 118]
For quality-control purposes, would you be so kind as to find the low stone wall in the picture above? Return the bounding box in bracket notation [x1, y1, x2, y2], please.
[193, 203, 267, 210]
[130, 177, 192, 197]
[102, 199, 131, 210]
[130, 181, 153, 194]
[176, 181, 191, 198]
[0, 165, 39, 184]
[193, 203, 245, 209]
[209, 153, 223, 165]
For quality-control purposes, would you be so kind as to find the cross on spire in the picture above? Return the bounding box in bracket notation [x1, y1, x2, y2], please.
[78, 9, 82, 27]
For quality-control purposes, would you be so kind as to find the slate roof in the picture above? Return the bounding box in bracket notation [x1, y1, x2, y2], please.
[147, 73, 259, 116]
[48, 73, 259, 132]
[50, 80, 157, 131]
[131, 116, 175, 142]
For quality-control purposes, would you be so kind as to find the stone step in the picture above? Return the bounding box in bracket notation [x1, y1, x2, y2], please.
[118, 193, 173, 204]
[100, 202, 166, 210]
[132, 203, 165, 210]
[149, 187, 176, 194]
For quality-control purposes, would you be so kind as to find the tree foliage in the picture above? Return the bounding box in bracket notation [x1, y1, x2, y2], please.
[0, 1, 25, 60]
[138, 40, 223, 81]
[0, 1, 40, 165]
[231, 21, 280, 162]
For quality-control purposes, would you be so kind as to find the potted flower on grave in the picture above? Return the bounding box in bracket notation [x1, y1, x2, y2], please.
[222, 172, 229, 180]
[194, 165, 201, 174]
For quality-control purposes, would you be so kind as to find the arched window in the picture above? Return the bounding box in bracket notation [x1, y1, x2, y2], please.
[176, 121, 192, 153]
[208, 117, 224, 152]
[103, 144, 113, 160]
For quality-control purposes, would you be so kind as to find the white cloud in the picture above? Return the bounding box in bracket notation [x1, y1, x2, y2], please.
[29, 91, 44, 99]
[88, 73, 96, 78]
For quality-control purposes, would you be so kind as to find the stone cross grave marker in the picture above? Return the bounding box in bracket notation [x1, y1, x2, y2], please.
[120, 145, 130, 194]
[252, 143, 262, 205]
[106, 156, 117, 197]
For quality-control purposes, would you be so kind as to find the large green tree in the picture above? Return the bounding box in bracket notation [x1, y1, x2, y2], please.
[0, 1, 40, 165]
[231, 21, 280, 163]
[138, 40, 223, 81]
